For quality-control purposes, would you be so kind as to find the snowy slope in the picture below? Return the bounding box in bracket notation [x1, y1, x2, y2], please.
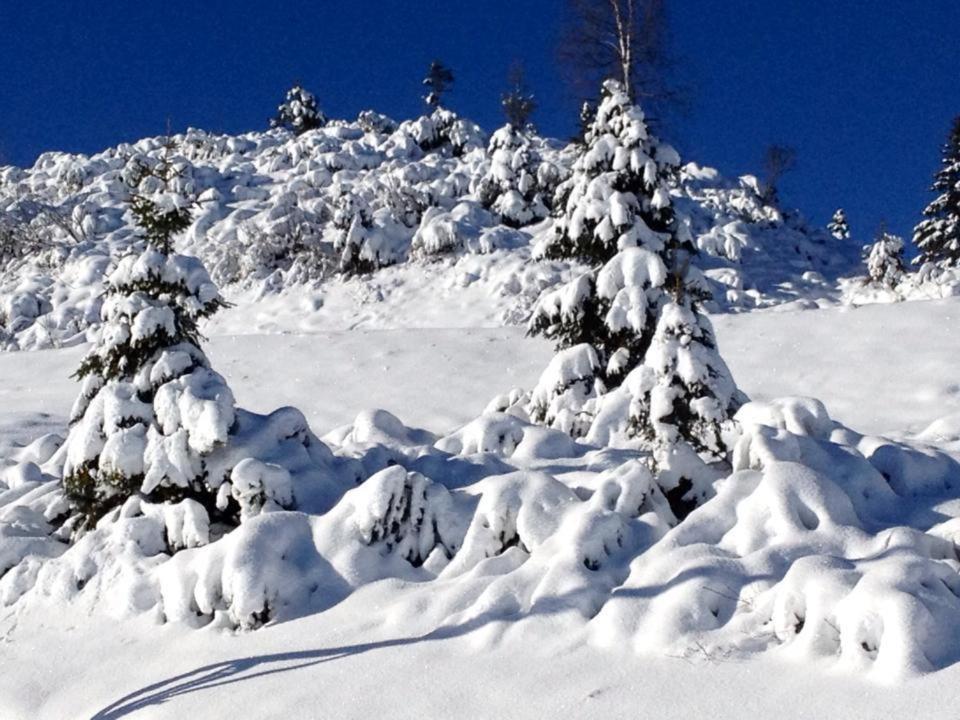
[2, 299, 960, 719]
[0, 122, 863, 351]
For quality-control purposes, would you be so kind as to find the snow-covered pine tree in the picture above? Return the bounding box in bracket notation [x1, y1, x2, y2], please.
[529, 79, 685, 387]
[914, 116, 960, 267]
[828, 208, 850, 241]
[270, 85, 326, 135]
[475, 125, 548, 228]
[423, 61, 455, 108]
[527, 81, 745, 516]
[866, 228, 905, 289]
[619, 272, 744, 516]
[62, 151, 236, 531]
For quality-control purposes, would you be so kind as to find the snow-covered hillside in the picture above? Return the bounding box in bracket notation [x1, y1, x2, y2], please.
[0, 118, 863, 351]
[4, 104, 960, 720]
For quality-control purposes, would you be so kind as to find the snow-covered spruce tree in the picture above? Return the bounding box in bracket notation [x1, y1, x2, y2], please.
[62, 154, 236, 531]
[270, 85, 326, 135]
[530, 79, 684, 388]
[828, 208, 850, 241]
[618, 274, 744, 516]
[865, 228, 905, 289]
[475, 125, 548, 228]
[914, 116, 960, 267]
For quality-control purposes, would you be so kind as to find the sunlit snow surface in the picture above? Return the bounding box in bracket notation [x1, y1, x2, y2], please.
[3, 298, 960, 717]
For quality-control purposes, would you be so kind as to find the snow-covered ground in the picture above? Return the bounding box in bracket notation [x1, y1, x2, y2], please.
[5, 115, 960, 720]
[3, 298, 960, 719]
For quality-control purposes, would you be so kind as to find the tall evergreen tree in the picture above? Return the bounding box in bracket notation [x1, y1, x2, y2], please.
[914, 116, 960, 267]
[828, 208, 850, 241]
[423, 61, 455, 108]
[530, 79, 686, 385]
[527, 80, 743, 515]
[62, 150, 236, 532]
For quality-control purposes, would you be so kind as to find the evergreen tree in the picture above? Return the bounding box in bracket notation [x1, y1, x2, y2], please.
[270, 85, 325, 135]
[828, 208, 850, 241]
[501, 63, 537, 130]
[423, 61, 455, 108]
[866, 227, 905, 289]
[621, 284, 743, 516]
[527, 80, 744, 515]
[62, 151, 236, 531]
[530, 79, 686, 385]
[475, 125, 548, 228]
[914, 116, 960, 267]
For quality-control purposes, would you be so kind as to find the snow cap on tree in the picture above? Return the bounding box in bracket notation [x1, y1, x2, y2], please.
[62, 152, 236, 531]
[828, 208, 850, 241]
[271, 85, 326, 135]
[914, 116, 960, 267]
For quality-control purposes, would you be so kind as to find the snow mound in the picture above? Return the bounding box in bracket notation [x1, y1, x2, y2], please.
[4, 372, 959, 679]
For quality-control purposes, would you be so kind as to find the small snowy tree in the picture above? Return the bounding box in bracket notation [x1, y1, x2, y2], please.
[622, 283, 743, 516]
[865, 228, 905, 289]
[530, 79, 685, 386]
[914, 116, 960, 267]
[501, 62, 537, 130]
[828, 208, 850, 241]
[475, 125, 548, 228]
[270, 85, 325, 135]
[62, 152, 236, 531]
[423, 61, 455, 108]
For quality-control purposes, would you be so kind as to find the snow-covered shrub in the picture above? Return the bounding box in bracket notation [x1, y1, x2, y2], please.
[221, 458, 294, 522]
[331, 192, 381, 275]
[474, 124, 548, 228]
[357, 109, 397, 135]
[527, 344, 604, 438]
[913, 116, 960, 267]
[270, 85, 326, 135]
[411, 202, 494, 258]
[865, 230, 905, 289]
[398, 108, 485, 158]
[61, 155, 236, 531]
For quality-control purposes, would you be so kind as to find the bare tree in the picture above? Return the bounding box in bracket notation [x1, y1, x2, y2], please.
[760, 144, 798, 206]
[559, 0, 681, 122]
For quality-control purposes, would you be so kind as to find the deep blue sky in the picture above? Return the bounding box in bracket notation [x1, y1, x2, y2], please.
[1, 1, 958, 241]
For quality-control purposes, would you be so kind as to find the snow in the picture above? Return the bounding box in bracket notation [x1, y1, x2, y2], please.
[4, 108, 960, 718]
[0, 298, 959, 716]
